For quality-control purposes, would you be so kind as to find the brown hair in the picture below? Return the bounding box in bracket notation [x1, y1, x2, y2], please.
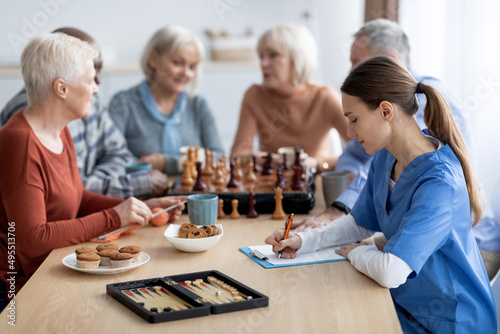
[341, 56, 482, 226]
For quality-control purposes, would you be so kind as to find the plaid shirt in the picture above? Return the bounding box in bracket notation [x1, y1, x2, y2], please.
[0, 89, 151, 198]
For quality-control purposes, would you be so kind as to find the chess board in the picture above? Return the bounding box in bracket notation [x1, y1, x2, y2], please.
[107, 270, 269, 323]
[169, 169, 316, 214]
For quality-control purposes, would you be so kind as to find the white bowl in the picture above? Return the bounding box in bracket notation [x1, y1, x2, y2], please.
[164, 224, 223, 252]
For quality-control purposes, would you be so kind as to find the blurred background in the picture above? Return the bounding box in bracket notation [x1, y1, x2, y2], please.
[1, 0, 499, 197]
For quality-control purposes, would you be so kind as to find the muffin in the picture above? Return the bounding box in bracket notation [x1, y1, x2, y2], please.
[75, 247, 98, 255]
[110, 252, 134, 268]
[76, 253, 101, 269]
[96, 243, 119, 252]
[119, 246, 142, 261]
[97, 249, 119, 266]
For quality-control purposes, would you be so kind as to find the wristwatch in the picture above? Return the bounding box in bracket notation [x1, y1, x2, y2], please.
[331, 201, 351, 214]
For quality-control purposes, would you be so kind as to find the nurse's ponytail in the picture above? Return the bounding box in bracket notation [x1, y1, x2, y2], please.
[420, 84, 482, 226]
[341, 56, 482, 226]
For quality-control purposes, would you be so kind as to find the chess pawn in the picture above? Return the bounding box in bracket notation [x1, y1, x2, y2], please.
[202, 150, 214, 177]
[291, 164, 305, 191]
[193, 161, 207, 192]
[213, 163, 226, 192]
[181, 160, 194, 191]
[275, 165, 285, 189]
[245, 162, 257, 183]
[234, 158, 244, 181]
[281, 152, 291, 171]
[230, 199, 240, 219]
[217, 199, 226, 219]
[272, 187, 287, 220]
[227, 161, 238, 188]
[261, 153, 273, 176]
[246, 190, 258, 218]
[251, 155, 261, 173]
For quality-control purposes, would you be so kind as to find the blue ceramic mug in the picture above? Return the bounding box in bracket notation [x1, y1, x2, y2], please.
[187, 194, 218, 226]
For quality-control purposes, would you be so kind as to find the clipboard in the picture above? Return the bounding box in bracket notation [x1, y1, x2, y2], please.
[239, 245, 347, 269]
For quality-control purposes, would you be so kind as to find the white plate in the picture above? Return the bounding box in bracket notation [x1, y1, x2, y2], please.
[62, 252, 150, 275]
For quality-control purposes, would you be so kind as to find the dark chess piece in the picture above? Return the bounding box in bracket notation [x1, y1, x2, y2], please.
[261, 153, 273, 176]
[291, 164, 305, 191]
[281, 152, 291, 171]
[246, 190, 258, 218]
[227, 161, 239, 188]
[192, 161, 207, 191]
[252, 155, 260, 173]
[294, 146, 303, 167]
[275, 165, 285, 189]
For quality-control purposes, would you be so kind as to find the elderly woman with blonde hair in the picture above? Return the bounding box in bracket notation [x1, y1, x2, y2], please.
[109, 25, 225, 174]
[0, 33, 185, 310]
[230, 24, 350, 171]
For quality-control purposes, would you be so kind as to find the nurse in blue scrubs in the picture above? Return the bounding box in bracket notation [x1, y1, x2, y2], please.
[265, 56, 496, 333]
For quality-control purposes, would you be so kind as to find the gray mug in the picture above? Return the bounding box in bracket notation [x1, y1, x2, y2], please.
[322, 171, 350, 207]
[187, 194, 218, 226]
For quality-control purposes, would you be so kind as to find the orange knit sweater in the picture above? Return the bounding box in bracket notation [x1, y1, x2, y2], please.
[230, 83, 349, 170]
[0, 112, 122, 295]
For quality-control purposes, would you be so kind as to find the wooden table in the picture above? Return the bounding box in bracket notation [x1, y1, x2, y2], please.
[0, 177, 402, 333]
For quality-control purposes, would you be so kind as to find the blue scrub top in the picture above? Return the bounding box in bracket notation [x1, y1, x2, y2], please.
[351, 144, 496, 333]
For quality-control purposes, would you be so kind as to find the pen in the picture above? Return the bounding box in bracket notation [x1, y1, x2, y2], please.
[278, 213, 294, 259]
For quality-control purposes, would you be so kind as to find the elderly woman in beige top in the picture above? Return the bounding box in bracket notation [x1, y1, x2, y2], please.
[230, 24, 350, 171]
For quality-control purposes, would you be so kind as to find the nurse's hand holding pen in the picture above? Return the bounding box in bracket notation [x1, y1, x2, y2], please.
[264, 230, 302, 259]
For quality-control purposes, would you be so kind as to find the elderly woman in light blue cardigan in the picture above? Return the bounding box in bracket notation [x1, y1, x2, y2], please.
[109, 25, 224, 174]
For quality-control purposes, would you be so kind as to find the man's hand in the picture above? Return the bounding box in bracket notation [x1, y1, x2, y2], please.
[148, 169, 169, 197]
[291, 206, 346, 232]
[140, 153, 166, 171]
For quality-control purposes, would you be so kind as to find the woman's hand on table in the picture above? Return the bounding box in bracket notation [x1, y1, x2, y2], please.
[265, 230, 302, 259]
[335, 241, 368, 258]
[113, 197, 153, 227]
[144, 196, 187, 222]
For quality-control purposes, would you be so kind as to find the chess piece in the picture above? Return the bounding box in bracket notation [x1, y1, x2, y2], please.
[274, 165, 285, 189]
[293, 146, 303, 169]
[193, 161, 207, 191]
[291, 164, 305, 191]
[281, 152, 291, 171]
[234, 157, 244, 181]
[246, 190, 258, 218]
[217, 199, 226, 219]
[213, 163, 226, 192]
[245, 161, 257, 183]
[227, 161, 238, 188]
[202, 150, 214, 177]
[181, 160, 194, 191]
[261, 153, 273, 176]
[188, 146, 198, 179]
[272, 187, 287, 220]
[230, 199, 240, 219]
[251, 155, 260, 173]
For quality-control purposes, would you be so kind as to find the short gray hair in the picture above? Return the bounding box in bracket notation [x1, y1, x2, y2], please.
[354, 19, 410, 68]
[21, 33, 98, 105]
[257, 24, 317, 85]
[140, 25, 204, 94]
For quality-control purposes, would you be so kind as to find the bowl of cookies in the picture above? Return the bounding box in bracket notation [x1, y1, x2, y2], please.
[164, 223, 223, 252]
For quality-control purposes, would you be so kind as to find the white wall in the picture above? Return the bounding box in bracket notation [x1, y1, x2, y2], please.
[0, 0, 363, 153]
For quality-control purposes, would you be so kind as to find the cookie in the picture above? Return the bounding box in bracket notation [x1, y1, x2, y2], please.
[209, 225, 219, 236]
[96, 243, 119, 251]
[187, 229, 207, 239]
[179, 223, 196, 238]
[200, 225, 213, 237]
[75, 247, 98, 255]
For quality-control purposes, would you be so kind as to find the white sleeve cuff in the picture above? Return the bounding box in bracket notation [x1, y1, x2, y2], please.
[348, 245, 413, 288]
